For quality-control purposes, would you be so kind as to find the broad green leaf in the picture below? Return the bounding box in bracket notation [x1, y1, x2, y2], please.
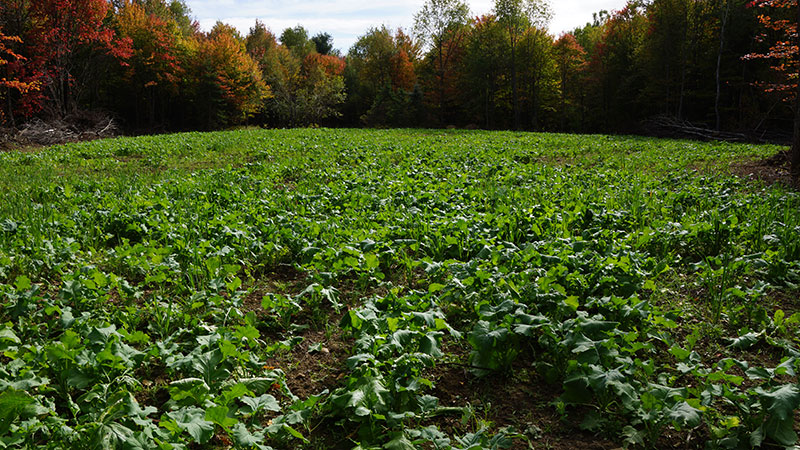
[668, 402, 702, 429]
[282, 424, 308, 442]
[0, 390, 36, 434]
[418, 395, 438, 413]
[669, 345, 691, 361]
[205, 405, 237, 429]
[764, 415, 797, 446]
[428, 283, 445, 294]
[384, 433, 416, 450]
[364, 253, 379, 270]
[564, 296, 579, 310]
[217, 383, 253, 406]
[13, 276, 31, 291]
[191, 350, 229, 387]
[756, 384, 800, 422]
[231, 423, 269, 449]
[0, 328, 20, 345]
[729, 331, 762, 350]
[167, 407, 214, 444]
[241, 394, 280, 413]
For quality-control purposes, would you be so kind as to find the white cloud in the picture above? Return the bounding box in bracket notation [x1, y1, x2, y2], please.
[186, 0, 628, 52]
[551, 0, 627, 34]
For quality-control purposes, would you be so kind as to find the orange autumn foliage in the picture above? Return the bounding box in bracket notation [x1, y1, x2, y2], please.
[0, 31, 39, 124]
[743, 0, 798, 98]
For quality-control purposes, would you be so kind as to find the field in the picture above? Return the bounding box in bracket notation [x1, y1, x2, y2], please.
[0, 128, 798, 449]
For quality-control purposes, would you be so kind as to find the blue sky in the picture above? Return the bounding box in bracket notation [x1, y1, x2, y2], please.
[186, 0, 628, 52]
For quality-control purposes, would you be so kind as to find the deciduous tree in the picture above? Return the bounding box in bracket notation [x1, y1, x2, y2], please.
[460, 15, 509, 128]
[493, 0, 551, 129]
[593, 2, 647, 130]
[280, 26, 315, 58]
[414, 0, 470, 124]
[27, 0, 133, 116]
[247, 22, 344, 126]
[553, 33, 585, 129]
[744, 0, 798, 177]
[115, 0, 189, 127]
[345, 26, 419, 126]
[195, 22, 269, 128]
[0, 30, 39, 125]
[518, 25, 557, 129]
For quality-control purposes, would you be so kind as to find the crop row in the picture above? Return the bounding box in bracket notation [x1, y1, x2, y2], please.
[0, 129, 798, 449]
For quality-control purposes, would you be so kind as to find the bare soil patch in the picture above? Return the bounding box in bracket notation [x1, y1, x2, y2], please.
[731, 150, 798, 188]
[423, 342, 618, 450]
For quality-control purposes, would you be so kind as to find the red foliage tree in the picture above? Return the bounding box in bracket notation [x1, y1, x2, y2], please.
[0, 31, 40, 125]
[744, 0, 798, 96]
[303, 53, 345, 77]
[115, 0, 186, 126]
[27, 0, 133, 116]
[744, 0, 799, 177]
[391, 29, 420, 91]
[553, 33, 586, 129]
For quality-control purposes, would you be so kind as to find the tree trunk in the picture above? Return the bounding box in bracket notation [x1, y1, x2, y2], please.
[511, 40, 519, 130]
[792, 91, 800, 179]
[532, 75, 539, 129]
[485, 84, 490, 129]
[792, 0, 800, 180]
[715, 0, 729, 131]
[560, 68, 566, 130]
[438, 41, 445, 126]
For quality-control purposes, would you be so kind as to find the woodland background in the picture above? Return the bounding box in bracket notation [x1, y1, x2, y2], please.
[0, 0, 797, 143]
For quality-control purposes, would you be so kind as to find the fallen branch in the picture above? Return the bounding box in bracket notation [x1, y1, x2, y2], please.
[643, 115, 754, 143]
[16, 112, 118, 146]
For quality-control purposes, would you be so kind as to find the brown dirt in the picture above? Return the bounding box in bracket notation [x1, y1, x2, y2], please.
[254, 280, 353, 396]
[243, 266, 354, 399]
[0, 142, 43, 152]
[731, 150, 798, 188]
[133, 361, 171, 412]
[766, 288, 800, 316]
[242, 264, 306, 317]
[424, 343, 618, 450]
[273, 326, 351, 400]
[263, 309, 355, 450]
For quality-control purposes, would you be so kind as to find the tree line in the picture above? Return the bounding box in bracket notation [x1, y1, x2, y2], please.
[0, 0, 796, 146]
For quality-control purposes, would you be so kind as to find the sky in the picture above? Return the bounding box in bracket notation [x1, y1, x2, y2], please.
[186, 0, 628, 53]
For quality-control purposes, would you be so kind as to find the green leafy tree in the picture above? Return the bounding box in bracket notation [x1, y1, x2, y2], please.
[594, 2, 648, 130]
[639, 0, 695, 120]
[311, 32, 334, 55]
[517, 25, 557, 129]
[553, 33, 585, 130]
[344, 26, 419, 126]
[493, 0, 551, 129]
[413, 0, 470, 124]
[268, 52, 346, 126]
[280, 25, 315, 58]
[247, 22, 344, 126]
[460, 15, 507, 128]
[295, 53, 346, 125]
